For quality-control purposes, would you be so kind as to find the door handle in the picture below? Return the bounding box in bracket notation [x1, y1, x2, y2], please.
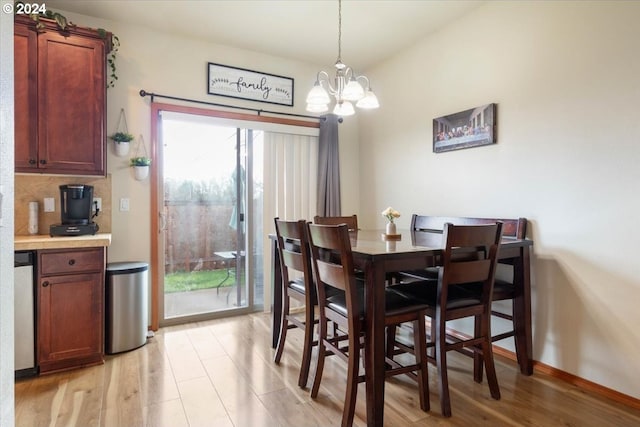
[159, 212, 167, 232]
[42, 281, 50, 287]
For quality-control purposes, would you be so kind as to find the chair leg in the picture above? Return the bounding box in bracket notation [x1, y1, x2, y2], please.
[386, 325, 397, 361]
[298, 304, 315, 388]
[412, 316, 430, 411]
[342, 326, 361, 427]
[481, 314, 501, 400]
[435, 313, 452, 417]
[473, 314, 484, 383]
[310, 318, 328, 399]
[429, 318, 436, 359]
[273, 296, 290, 364]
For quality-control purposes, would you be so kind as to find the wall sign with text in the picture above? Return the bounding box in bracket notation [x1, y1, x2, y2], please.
[207, 63, 294, 107]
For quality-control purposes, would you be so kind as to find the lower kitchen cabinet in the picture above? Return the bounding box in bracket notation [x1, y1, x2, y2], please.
[37, 247, 105, 374]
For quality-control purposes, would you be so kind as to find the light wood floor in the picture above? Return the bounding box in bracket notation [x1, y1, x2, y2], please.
[15, 312, 640, 426]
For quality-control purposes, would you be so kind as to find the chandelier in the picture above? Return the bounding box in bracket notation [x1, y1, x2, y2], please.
[305, 0, 380, 116]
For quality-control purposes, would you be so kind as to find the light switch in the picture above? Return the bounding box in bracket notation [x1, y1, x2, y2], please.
[44, 197, 55, 212]
[120, 198, 130, 212]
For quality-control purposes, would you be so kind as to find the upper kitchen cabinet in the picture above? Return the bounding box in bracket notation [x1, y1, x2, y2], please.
[14, 16, 111, 176]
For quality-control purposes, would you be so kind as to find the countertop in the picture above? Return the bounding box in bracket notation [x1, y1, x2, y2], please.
[15, 233, 112, 251]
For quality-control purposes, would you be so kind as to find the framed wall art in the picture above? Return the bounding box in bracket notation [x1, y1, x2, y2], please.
[207, 62, 294, 106]
[433, 103, 496, 153]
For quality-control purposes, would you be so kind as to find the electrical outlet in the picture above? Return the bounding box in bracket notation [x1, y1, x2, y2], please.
[44, 197, 55, 212]
[94, 197, 102, 211]
[119, 198, 130, 212]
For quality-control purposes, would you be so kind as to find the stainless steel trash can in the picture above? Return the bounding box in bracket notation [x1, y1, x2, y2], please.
[106, 262, 149, 354]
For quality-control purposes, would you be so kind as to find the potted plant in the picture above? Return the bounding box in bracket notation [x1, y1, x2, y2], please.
[130, 156, 151, 180]
[110, 131, 134, 157]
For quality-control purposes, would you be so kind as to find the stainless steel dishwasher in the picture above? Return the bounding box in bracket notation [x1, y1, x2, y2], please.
[14, 251, 37, 378]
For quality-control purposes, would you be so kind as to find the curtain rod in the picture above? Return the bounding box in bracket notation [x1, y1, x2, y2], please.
[138, 89, 333, 122]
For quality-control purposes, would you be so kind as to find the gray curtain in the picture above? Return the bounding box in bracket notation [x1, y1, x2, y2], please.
[317, 114, 341, 216]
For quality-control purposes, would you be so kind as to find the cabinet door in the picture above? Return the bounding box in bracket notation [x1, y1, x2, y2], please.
[14, 24, 38, 171]
[37, 272, 104, 373]
[37, 31, 106, 175]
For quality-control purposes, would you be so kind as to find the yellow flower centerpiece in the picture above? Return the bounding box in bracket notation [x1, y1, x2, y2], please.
[381, 206, 401, 237]
[382, 206, 401, 223]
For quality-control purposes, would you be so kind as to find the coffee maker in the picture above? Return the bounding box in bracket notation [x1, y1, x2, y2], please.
[50, 184, 99, 236]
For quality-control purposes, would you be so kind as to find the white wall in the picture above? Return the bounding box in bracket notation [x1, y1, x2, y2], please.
[358, 1, 640, 399]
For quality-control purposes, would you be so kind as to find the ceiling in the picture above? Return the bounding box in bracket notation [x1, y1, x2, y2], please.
[45, 0, 484, 70]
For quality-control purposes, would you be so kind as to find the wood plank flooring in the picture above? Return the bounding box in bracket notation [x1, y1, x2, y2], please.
[15, 313, 640, 426]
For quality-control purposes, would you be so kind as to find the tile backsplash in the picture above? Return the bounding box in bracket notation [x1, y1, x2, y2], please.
[15, 174, 112, 235]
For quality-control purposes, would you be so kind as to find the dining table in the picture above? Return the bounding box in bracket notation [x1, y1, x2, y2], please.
[270, 228, 533, 426]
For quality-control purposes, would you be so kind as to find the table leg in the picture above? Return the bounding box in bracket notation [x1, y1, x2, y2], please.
[513, 246, 533, 375]
[364, 261, 386, 426]
[271, 237, 283, 349]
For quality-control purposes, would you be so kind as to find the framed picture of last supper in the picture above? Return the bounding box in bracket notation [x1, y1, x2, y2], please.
[433, 103, 496, 153]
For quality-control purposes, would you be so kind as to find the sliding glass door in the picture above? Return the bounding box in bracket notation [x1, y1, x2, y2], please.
[150, 103, 319, 328]
[158, 110, 262, 324]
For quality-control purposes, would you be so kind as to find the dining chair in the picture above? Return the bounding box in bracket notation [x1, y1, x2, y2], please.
[307, 223, 430, 427]
[403, 214, 528, 371]
[313, 214, 358, 231]
[273, 218, 318, 388]
[391, 222, 503, 417]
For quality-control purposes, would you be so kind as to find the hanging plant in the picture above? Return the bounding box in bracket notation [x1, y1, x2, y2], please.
[130, 135, 151, 180]
[110, 109, 133, 156]
[97, 29, 120, 88]
[111, 132, 134, 143]
[130, 157, 151, 167]
[23, 5, 71, 32]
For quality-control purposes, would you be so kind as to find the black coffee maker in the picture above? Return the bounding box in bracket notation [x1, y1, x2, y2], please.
[50, 184, 99, 236]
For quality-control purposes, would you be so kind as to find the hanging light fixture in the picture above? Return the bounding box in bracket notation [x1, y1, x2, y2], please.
[305, 0, 380, 116]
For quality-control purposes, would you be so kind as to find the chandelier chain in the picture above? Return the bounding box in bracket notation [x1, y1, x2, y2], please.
[337, 0, 342, 63]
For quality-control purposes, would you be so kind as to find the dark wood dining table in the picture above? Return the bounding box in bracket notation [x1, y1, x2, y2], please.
[270, 229, 533, 426]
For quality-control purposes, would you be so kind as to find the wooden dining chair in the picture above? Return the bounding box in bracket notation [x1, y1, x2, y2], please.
[403, 214, 528, 371]
[273, 218, 318, 388]
[307, 223, 430, 427]
[392, 222, 503, 417]
[313, 214, 358, 231]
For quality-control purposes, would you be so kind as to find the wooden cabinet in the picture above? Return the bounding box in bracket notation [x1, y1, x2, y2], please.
[37, 247, 105, 374]
[14, 16, 108, 176]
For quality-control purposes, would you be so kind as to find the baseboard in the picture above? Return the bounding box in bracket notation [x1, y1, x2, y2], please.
[447, 328, 640, 411]
[531, 359, 640, 410]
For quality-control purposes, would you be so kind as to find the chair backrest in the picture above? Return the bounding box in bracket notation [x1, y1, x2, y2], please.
[307, 223, 361, 326]
[274, 218, 314, 297]
[439, 222, 503, 312]
[411, 214, 526, 239]
[313, 215, 358, 231]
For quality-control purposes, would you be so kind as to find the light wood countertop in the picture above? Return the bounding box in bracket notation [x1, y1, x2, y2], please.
[15, 233, 112, 251]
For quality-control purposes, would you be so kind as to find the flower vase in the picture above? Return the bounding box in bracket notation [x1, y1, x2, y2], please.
[386, 222, 397, 235]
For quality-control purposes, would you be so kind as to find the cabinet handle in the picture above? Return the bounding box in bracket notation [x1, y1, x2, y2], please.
[42, 281, 50, 287]
[68, 259, 76, 266]
[39, 159, 47, 165]
[29, 159, 36, 165]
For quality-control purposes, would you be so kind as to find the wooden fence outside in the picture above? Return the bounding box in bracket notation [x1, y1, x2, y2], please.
[164, 201, 239, 274]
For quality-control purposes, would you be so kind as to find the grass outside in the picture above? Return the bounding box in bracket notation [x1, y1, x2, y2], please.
[164, 269, 234, 293]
